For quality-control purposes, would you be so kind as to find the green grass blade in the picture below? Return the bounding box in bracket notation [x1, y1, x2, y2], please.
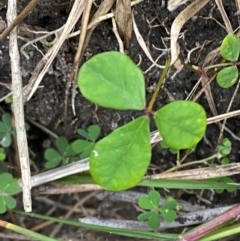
[14, 210, 178, 240]
[0, 219, 59, 241]
[139, 178, 240, 190]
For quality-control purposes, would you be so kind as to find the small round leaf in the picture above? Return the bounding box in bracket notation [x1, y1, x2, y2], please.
[216, 66, 238, 88]
[155, 101, 206, 150]
[44, 148, 62, 168]
[220, 34, 240, 61]
[90, 116, 151, 191]
[72, 140, 92, 153]
[77, 128, 90, 140]
[88, 125, 100, 142]
[78, 51, 146, 110]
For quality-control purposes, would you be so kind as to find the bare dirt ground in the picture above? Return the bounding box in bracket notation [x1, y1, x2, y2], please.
[1, 0, 240, 240]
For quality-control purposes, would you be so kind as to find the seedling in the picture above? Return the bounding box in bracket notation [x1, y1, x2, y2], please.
[44, 137, 79, 169]
[71, 125, 100, 159]
[0, 173, 20, 214]
[137, 190, 178, 229]
[44, 125, 100, 169]
[78, 52, 207, 191]
[217, 137, 231, 158]
[213, 157, 237, 194]
[216, 34, 240, 88]
[0, 113, 30, 148]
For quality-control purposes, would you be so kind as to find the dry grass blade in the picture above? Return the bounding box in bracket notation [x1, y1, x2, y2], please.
[115, 0, 132, 48]
[168, 0, 190, 11]
[0, 0, 40, 41]
[78, 0, 116, 62]
[37, 183, 102, 195]
[26, 0, 86, 101]
[132, 11, 165, 69]
[8, 0, 31, 212]
[215, 0, 233, 33]
[170, 0, 211, 65]
[149, 163, 240, 180]
[64, 0, 93, 122]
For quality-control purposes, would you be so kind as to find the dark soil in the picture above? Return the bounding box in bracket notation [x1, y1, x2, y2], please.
[1, 0, 240, 240]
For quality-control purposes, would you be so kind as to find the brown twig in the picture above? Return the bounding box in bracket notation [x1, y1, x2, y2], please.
[0, 0, 41, 41]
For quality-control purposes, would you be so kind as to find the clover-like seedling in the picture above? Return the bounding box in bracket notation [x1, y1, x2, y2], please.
[78, 51, 207, 191]
[216, 34, 240, 88]
[71, 125, 100, 159]
[217, 138, 231, 158]
[44, 137, 78, 169]
[137, 190, 178, 229]
[0, 173, 20, 214]
[209, 157, 237, 194]
[0, 113, 30, 148]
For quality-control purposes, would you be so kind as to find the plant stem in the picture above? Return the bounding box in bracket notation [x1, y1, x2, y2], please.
[165, 153, 219, 173]
[204, 62, 233, 70]
[147, 58, 171, 111]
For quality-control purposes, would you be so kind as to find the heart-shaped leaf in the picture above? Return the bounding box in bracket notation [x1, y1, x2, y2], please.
[0, 173, 20, 194]
[90, 116, 151, 190]
[44, 148, 62, 168]
[155, 101, 206, 150]
[147, 211, 160, 228]
[56, 137, 69, 155]
[72, 140, 93, 153]
[148, 190, 160, 207]
[139, 196, 154, 210]
[137, 211, 153, 221]
[88, 125, 100, 142]
[4, 196, 16, 209]
[78, 51, 146, 110]
[160, 208, 177, 222]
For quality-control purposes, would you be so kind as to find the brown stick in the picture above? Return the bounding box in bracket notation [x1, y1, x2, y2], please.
[0, 0, 41, 41]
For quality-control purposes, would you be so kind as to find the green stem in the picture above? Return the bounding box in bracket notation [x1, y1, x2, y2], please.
[204, 62, 233, 70]
[147, 58, 171, 111]
[165, 153, 219, 173]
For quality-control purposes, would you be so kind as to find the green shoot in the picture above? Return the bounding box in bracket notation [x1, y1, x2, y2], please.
[44, 137, 78, 169]
[0, 173, 20, 214]
[78, 51, 207, 190]
[137, 190, 178, 229]
[216, 34, 240, 88]
[71, 124, 100, 159]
